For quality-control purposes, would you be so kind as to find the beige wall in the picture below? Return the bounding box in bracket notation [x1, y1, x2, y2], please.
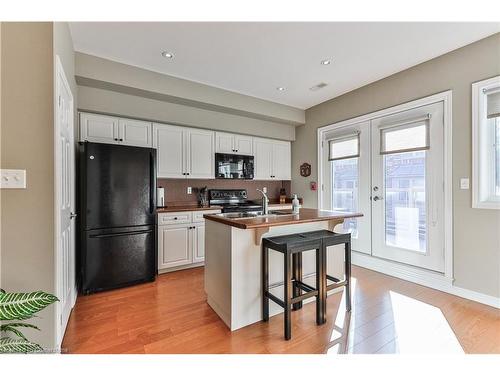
[78, 85, 296, 141]
[292, 33, 500, 298]
[1, 23, 56, 348]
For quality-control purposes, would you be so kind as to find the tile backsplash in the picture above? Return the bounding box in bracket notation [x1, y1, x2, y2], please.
[158, 179, 292, 204]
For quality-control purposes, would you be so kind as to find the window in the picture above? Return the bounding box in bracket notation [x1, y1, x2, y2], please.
[329, 132, 360, 237]
[472, 76, 500, 209]
[384, 151, 427, 252]
[331, 158, 359, 237]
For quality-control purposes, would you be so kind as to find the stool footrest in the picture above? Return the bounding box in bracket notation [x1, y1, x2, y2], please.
[291, 290, 318, 304]
[265, 291, 285, 308]
[326, 275, 341, 283]
[294, 280, 315, 293]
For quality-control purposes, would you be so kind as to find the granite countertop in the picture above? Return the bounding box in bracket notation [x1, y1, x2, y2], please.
[203, 208, 363, 229]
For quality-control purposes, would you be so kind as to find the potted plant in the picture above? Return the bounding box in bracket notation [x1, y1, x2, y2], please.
[0, 288, 58, 353]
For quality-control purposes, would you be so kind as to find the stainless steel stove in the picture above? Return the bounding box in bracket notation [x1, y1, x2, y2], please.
[209, 189, 263, 213]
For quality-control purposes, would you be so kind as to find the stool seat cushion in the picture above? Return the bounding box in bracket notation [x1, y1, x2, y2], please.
[262, 233, 322, 252]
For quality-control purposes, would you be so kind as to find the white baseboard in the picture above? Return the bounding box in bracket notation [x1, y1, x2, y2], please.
[352, 251, 499, 309]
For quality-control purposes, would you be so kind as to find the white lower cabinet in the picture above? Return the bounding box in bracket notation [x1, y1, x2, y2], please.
[193, 224, 205, 263]
[157, 210, 220, 271]
[158, 225, 192, 269]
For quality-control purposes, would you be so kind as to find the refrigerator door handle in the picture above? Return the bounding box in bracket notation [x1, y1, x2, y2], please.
[89, 229, 153, 239]
[150, 151, 156, 215]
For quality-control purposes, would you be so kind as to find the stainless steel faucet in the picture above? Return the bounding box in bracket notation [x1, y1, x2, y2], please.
[256, 188, 269, 215]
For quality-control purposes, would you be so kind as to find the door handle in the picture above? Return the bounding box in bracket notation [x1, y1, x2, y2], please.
[372, 196, 383, 201]
[69, 212, 77, 219]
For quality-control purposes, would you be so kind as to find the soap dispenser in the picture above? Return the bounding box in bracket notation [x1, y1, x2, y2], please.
[292, 194, 300, 214]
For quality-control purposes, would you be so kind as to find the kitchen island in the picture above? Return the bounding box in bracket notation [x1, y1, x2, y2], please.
[203, 208, 363, 331]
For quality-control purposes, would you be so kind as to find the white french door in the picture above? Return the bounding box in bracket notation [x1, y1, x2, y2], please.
[322, 121, 372, 255]
[371, 102, 445, 272]
[322, 101, 445, 273]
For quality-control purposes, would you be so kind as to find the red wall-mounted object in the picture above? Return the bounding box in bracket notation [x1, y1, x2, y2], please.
[310, 181, 317, 191]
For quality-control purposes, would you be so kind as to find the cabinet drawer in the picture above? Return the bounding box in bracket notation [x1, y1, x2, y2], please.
[192, 210, 221, 223]
[158, 212, 192, 225]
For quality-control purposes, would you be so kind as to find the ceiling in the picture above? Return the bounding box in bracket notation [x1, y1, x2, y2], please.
[69, 22, 500, 110]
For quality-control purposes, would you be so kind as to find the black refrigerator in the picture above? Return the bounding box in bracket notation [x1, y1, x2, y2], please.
[78, 142, 157, 294]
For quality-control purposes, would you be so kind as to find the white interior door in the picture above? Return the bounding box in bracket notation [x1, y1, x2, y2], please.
[55, 56, 76, 345]
[322, 121, 372, 254]
[371, 102, 445, 272]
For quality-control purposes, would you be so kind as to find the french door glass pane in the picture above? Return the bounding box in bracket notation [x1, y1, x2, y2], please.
[331, 158, 358, 237]
[384, 151, 426, 252]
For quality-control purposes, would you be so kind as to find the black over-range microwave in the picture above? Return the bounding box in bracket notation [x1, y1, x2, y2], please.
[215, 153, 254, 179]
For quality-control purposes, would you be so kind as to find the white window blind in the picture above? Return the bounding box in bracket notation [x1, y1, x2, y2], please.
[487, 90, 500, 119]
[328, 133, 359, 161]
[380, 116, 430, 155]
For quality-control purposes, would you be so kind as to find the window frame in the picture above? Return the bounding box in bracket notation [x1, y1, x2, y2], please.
[472, 76, 500, 209]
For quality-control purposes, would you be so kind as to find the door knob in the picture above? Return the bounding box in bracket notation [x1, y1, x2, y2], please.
[70, 212, 77, 219]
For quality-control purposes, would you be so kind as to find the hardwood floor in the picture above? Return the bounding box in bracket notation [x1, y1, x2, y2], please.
[62, 266, 500, 354]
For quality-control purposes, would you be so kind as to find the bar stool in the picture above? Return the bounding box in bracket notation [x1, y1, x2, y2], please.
[301, 230, 352, 313]
[262, 233, 326, 340]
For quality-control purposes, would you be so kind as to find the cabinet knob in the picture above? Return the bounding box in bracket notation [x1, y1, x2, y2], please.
[114, 138, 118, 141]
[120, 138, 123, 142]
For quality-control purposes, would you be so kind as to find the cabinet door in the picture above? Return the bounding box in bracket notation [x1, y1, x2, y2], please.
[272, 141, 291, 180]
[234, 135, 253, 155]
[187, 129, 214, 179]
[153, 124, 185, 178]
[80, 113, 118, 144]
[158, 225, 192, 269]
[119, 119, 152, 147]
[253, 138, 274, 180]
[193, 224, 205, 263]
[215, 132, 235, 154]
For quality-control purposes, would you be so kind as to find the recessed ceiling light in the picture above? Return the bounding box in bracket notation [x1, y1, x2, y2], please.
[276, 87, 285, 91]
[320, 59, 331, 65]
[161, 51, 174, 59]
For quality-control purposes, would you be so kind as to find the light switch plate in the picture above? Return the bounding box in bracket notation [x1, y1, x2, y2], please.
[187, 186, 192, 194]
[0, 169, 27, 189]
[460, 178, 470, 190]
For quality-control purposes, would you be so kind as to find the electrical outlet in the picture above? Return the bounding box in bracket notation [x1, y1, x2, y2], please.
[0, 169, 27, 189]
[187, 186, 192, 194]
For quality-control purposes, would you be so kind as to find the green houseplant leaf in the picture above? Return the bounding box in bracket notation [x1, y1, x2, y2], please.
[0, 291, 59, 321]
[0, 337, 43, 354]
[1, 322, 40, 340]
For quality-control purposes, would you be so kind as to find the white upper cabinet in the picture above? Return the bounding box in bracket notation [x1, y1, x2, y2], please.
[118, 118, 152, 147]
[80, 112, 152, 148]
[215, 132, 253, 155]
[186, 128, 215, 179]
[154, 123, 215, 179]
[153, 123, 185, 178]
[272, 140, 291, 180]
[80, 113, 118, 144]
[234, 135, 253, 155]
[215, 132, 234, 154]
[253, 138, 274, 180]
[253, 138, 291, 180]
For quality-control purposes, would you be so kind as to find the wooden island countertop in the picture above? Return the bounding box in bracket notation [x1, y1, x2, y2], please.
[204, 208, 363, 230]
